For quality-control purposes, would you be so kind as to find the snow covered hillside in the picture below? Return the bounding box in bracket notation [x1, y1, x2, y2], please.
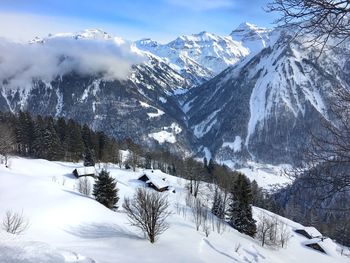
[0, 157, 347, 263]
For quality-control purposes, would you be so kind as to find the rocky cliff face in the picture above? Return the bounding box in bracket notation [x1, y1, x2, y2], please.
[185, 32, 350, 165]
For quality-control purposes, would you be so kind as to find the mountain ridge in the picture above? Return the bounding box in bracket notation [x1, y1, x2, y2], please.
[0, 23, 349, 167]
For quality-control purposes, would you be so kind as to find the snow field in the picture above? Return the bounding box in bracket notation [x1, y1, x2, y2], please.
[0, 157, 347, 263]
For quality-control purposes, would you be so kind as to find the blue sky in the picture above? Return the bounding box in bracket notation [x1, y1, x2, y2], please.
[0, 0, 277, 42]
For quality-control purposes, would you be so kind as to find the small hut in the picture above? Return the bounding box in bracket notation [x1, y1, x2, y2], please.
[303, 238, 330, 254]
[73, 166, 96, 178]
[294, 227, 322, 239]
[138, 173, 169, 192]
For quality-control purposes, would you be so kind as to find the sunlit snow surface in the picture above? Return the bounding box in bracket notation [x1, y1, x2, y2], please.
[0, 157, 347, 263]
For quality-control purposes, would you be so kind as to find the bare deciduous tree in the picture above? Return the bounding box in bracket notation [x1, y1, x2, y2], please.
[256, 213, 292, 248]
[257, 214, 275, 247]
[191, 199, 204, 231]
[0, 124, 16, 167]
[77, 177, 92, 196]
[123, 188, 170, 243]
[267, 0, 350, 53]
[2, 210, 29, 235]
[184, 158, 202, 198]
[279, 222, 292, 248]
[202, 211, 211, 237]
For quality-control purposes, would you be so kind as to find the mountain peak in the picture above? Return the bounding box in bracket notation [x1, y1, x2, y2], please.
[231, 22, 269, 36]
[73, 28, 112, 40]
[234, 22, 260, 32]
[135, 38, 159, 48]
[229, 22, 271, 53]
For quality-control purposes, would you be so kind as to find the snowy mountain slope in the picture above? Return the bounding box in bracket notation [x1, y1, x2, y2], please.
[185, 31, 350, 165]
[135, 23, 280, 87]
[1, 25, 349, 167]
[0, 31, 195, 153]
[136, 30, 251, 86]
[230, 22, 271, 54]
[0, 157, 347, 263]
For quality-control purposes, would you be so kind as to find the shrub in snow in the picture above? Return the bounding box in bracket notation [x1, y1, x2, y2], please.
[2, 210, 29, 235]
[77, 177, 92, 196]
[123, 188, 170, 243]
[93, 169, 119, 210]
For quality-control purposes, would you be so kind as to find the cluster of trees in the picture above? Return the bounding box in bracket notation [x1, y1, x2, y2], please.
[0, 111, 119, 164]
[256, 213, 291, 248]
[210, 168, 257, 237]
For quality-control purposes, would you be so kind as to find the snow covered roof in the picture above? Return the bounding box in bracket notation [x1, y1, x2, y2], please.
[74, 166, 96, 176]
[138, 173, 168, 190]
[303, 237, 337, 256]
[303, 227, 322, 237]
[295, 226, 322, 239]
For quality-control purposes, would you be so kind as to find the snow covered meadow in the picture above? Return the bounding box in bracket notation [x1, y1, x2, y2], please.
[0, 157, 348, 263]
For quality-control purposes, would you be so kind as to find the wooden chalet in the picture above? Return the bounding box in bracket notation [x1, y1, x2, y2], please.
[73, 166, 96, 178]
[296, 227, 329, 254]
[294, 227, 322, 239]
[303, 237, 331, 254]
[138, 173, 169, 192]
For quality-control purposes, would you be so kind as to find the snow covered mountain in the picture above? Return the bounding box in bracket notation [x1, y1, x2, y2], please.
[0, 30, 194, 153]
[0, 157, 347, 263]
[185, 30, 350, 165]
[0, 25, 349, 166]
[230, 22, 271, 54]
[135, 27, 255, 86]
[135, 23, 276, 87]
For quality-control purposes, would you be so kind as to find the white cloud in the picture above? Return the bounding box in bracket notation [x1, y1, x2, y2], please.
[0, 33, 144, 89]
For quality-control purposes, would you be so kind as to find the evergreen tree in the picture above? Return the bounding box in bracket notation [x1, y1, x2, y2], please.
[145, 152, 152, 169]
[227, 172, 256, 237]
[211, 187, 225, 219]
[32, 115, 45, 157]
[207, 158, 215, 174]
[251, 180, 264, 207]
[16, 111, 34, 155]
[55, 117, 68, 156]
[32, 116, 64, 160]
[83, 147, 95, 166]
[66, 120, 84, 162]
[43, 118, 64, 160]
[203, 157, 208, 169]
[93, 169, 119, 210]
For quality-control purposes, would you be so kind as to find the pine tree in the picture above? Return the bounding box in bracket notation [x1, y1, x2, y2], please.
[203, 157, 208, 169]
[16, 111, 34, 155]
[32, 117, 64, 160]
[93, 169, 119, 210]
[32, 115, 45, 158]
[207, 158, 215, 174]
[43, 118, 64, 160]
[212, 187, 225, 219]
[67, 120, 84, 162]
[83, 147, 95, 166]
[227, 172, 256, 237]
